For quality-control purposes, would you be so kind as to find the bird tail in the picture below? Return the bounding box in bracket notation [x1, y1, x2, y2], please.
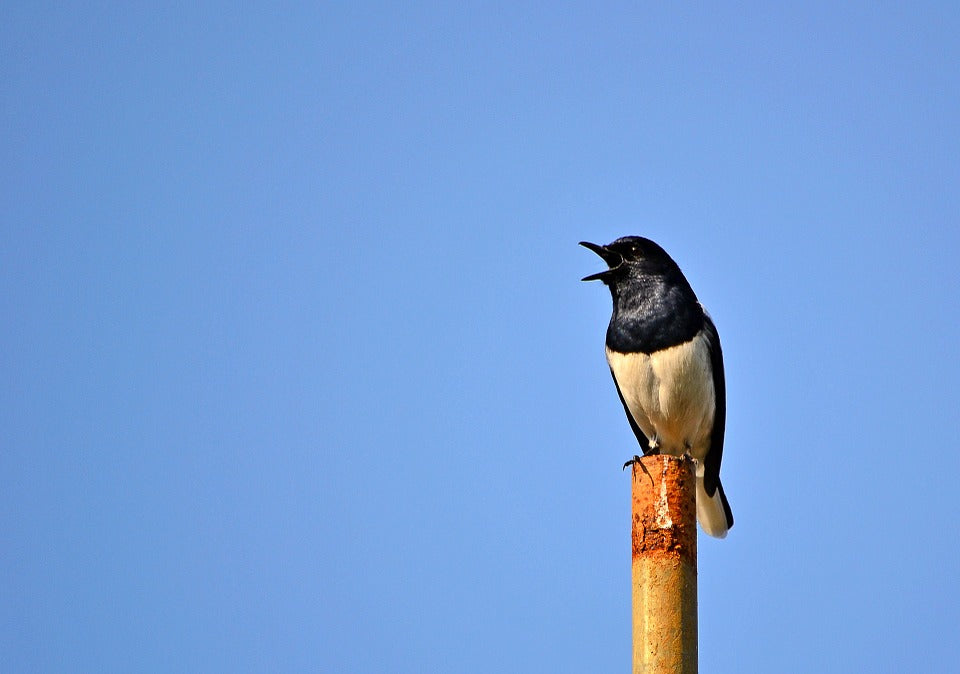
[695, 468, 734, 539]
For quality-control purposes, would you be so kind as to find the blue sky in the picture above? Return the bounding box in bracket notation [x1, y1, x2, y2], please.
[2, 3, 959, 672]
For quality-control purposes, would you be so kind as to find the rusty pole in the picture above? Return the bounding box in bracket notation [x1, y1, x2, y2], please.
[631, 454, 698, 673]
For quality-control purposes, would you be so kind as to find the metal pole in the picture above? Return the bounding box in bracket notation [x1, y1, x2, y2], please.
[631, 455, 698, 673]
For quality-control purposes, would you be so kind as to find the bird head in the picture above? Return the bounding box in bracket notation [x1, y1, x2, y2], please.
[579, 236, 674, 283]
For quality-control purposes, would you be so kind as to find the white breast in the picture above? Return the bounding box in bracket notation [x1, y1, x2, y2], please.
[606, 330, 716, 460]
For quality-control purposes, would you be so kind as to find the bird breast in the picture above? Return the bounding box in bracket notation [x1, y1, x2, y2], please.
[606, 330, 716, 459]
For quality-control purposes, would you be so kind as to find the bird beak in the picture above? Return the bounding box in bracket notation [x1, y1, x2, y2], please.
[579, 241, 622, 281]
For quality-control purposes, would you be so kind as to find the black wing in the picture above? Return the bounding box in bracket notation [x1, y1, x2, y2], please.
[609, 368, 651, 452]
[701, 312, 726, 496]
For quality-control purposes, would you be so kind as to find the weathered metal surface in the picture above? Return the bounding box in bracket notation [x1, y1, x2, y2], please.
[632, 455, 698, 673]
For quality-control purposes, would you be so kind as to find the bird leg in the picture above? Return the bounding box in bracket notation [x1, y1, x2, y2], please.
[623, 437, 660, 470]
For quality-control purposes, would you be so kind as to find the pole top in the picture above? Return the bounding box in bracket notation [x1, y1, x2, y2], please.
[631, 455, 697, 563]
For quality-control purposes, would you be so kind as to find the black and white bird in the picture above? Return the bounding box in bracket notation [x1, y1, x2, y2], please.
[581, 236, 734, 538]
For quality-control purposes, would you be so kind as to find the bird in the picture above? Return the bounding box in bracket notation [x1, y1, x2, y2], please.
[580, 236, 733, 538]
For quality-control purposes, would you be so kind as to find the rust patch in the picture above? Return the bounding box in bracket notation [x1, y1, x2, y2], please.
[631, 455, 697, 565]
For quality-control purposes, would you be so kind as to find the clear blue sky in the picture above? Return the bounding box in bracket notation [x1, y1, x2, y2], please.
[3, 3, 959, 672]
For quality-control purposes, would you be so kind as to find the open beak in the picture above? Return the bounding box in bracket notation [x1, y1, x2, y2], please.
[579, 241, 622, 281]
